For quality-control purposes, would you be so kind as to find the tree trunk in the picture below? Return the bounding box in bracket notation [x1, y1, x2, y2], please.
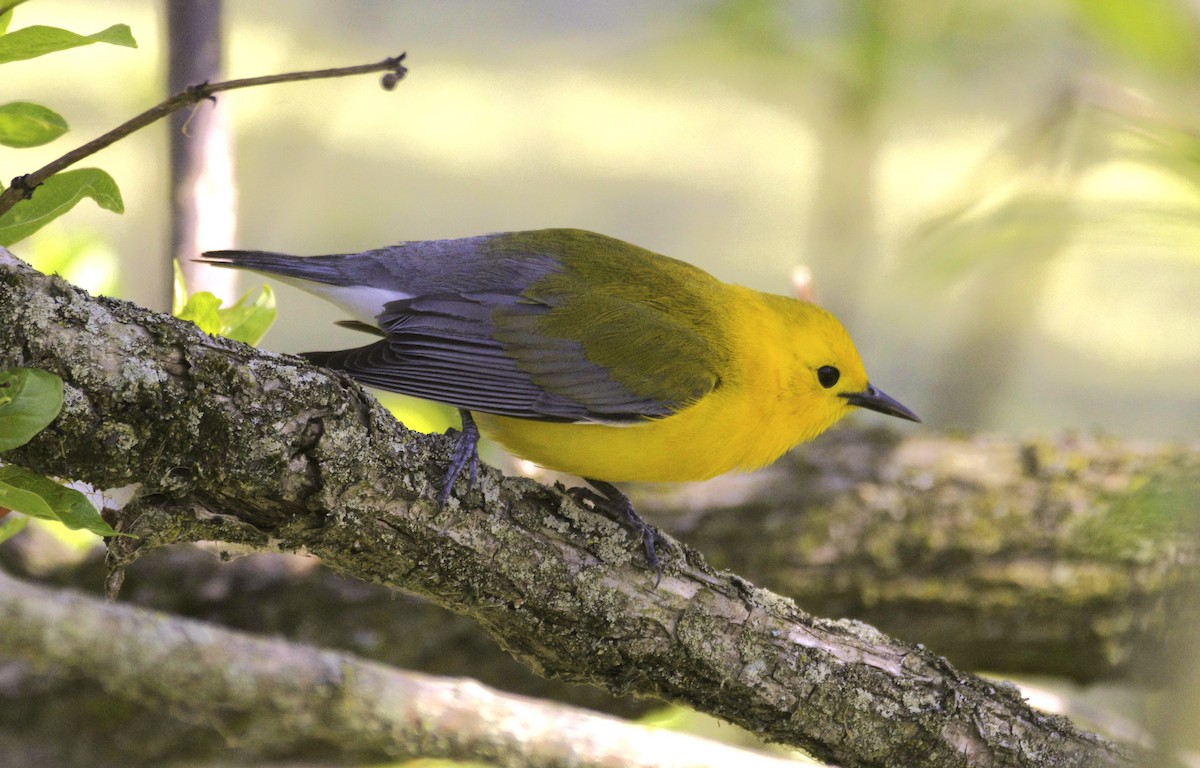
[167, 0, 238, 306]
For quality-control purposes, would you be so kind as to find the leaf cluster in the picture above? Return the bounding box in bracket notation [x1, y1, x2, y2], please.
[0, 367, 118, 542]
[174, 267, 277, 345]
[0, 0, 135, 246]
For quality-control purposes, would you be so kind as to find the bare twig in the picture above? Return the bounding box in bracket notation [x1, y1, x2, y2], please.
[0, 54, 408, 217]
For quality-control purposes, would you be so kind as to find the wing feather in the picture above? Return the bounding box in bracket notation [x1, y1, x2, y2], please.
[305, 288, 720, 423]
[293, 229, 732, 423]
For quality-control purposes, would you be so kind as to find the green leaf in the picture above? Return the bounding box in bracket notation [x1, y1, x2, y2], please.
[0, 511, 30, 544]
[0, 367, 63, 451]
[0, 101, 69, 148]
[0, 465, 117, 536]
[0, 1, 29, 35]
[219, 285, 276, 345]
[0, 23, 137, 64]
[177, 286, 277, 345]
[0, 167, 124, 246]
[175, 291, 223, 335]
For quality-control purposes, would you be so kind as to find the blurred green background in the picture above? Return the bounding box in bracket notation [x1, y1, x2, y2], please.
[5, 0, 1199, 439]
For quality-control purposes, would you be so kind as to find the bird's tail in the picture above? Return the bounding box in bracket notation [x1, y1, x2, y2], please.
[196, 250, 356, 286]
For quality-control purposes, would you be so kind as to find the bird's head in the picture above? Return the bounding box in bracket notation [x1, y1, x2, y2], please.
[782, 300, 920, 441]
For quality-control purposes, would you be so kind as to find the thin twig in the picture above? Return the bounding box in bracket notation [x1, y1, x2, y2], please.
[0, 54, 408, 217]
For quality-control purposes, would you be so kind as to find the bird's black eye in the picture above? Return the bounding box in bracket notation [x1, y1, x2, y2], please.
[817, 365, 840, 388]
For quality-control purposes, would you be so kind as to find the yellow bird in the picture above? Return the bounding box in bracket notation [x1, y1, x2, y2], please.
[201, 229, 918, 576]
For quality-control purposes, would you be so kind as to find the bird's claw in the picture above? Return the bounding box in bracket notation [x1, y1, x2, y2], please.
[437, 410, 480, 507]
[571, 479, 665, 585]
[436, 416, 664, 585]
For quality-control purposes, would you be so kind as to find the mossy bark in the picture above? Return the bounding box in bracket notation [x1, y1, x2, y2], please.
[647, 428, 1200, 683]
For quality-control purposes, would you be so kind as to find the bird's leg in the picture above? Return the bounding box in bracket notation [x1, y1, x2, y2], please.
[437, 409, 480, 507]
[569, 479, 664, 584]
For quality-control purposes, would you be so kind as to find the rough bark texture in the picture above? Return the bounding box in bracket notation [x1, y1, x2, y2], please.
[0, 249, 1141, 767]
[5, 420, 1195, 695]
[646, 430, 1200, 684]
[0, 532, 651, 720]
[0, 570, 804, 768]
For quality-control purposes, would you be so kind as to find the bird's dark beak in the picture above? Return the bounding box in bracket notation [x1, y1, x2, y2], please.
[841, 383, 921, 423]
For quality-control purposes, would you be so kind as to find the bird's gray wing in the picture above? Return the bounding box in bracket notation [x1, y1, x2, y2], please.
[206, 229, 729, 422]
[303, 289, 721, 424]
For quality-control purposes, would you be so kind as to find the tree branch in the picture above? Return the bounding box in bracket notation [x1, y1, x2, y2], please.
[0, 55, 408, 216]
[0, 569, 804, 768]
[7, 416, 1196, 700]
[643, 431, 1200, 684]
[0, 536, 652, 721]
[0, 248, 1137, 768]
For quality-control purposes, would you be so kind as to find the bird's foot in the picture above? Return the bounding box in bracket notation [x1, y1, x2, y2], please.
[437, 410, 480, 507]
[569, 479, 665, 585]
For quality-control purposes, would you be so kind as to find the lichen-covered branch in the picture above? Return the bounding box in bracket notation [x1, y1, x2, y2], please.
[0, 248, 1135, 768]
[0, 534, 651, 722]
[0, 569, 804, 768]
[8, 414, 1196, 711]
[644, 429, 1200, 683]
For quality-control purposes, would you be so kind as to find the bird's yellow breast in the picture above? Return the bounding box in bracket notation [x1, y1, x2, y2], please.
[474, 286, 853, 482]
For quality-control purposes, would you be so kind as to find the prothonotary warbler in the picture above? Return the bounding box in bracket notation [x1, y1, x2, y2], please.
[200, 229, 919, 579]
